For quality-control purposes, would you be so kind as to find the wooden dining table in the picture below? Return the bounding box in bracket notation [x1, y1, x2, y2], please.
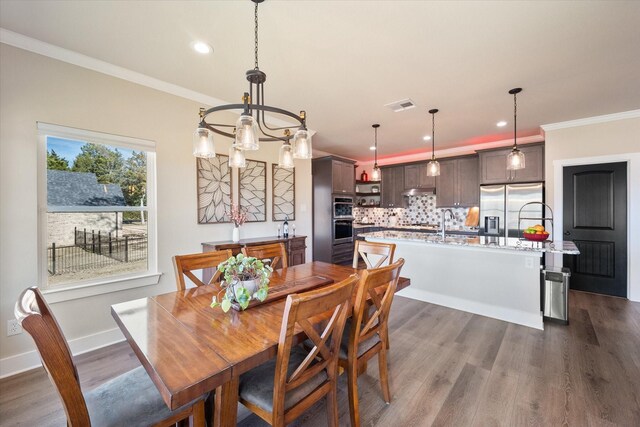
[111, 261, 409, 427]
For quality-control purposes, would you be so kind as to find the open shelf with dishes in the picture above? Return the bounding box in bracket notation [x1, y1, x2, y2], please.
[355, 181, 381, 208]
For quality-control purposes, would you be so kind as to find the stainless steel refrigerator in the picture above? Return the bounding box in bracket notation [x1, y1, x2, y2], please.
[480, 183, 544, 238]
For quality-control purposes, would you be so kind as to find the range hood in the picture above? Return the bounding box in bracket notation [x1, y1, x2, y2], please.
[402, 188, 436, 196]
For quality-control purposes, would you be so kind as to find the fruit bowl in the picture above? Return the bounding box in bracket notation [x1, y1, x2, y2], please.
[523, 232, 549, 242]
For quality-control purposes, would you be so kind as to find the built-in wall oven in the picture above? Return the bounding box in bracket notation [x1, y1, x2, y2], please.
[333, 219, 354, 244]
[333, 196, 354, 219]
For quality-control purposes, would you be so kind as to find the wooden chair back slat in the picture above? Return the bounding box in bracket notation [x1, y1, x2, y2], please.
[173, 249, 233, 290]
[242, 243, 288, 270]
[272, 275, 357, 425]
[352, 241, 396, 269]
[14, 287, 91, 425]
[351, 259, 404, 353]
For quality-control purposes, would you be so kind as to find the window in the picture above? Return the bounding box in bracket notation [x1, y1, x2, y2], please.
[38, 123, 158, 297]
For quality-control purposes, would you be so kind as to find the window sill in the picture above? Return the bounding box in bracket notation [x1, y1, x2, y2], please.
[42, 272, 162, 304]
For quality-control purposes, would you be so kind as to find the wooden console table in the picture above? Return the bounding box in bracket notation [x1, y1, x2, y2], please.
[201, 235, 307, 283]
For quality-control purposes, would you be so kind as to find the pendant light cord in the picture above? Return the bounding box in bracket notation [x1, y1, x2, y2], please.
[431, 112, 436, 160]
[374, 127, 378, 166]
[254, 1, 259, 70]
[513, 91, 517, 149]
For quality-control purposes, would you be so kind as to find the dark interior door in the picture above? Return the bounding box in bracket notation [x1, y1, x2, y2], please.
[563, 162, 627, 297]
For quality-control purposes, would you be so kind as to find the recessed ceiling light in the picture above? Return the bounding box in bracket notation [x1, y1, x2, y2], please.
[192, 41, 212, 54]
[423, 135, 431, 141]
[369, 146, 376, 151]
[496, 120, 507, 127]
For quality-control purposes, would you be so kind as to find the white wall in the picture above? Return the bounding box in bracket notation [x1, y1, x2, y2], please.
[543, 115, 640, 301]
[0, 44, 312, 372]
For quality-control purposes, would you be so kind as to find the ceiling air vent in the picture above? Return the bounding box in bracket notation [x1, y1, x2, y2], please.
[384, 98, 416, 112]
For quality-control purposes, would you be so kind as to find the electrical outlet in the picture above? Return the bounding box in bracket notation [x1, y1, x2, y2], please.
[525, 257, 534, 269]
[7, 319, 22, 336]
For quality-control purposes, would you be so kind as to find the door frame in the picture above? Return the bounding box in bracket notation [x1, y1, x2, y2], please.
[553, 153, 640, 301]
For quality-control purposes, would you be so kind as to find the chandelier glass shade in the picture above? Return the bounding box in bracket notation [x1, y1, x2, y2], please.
[234, 114, 260, 150]
[426, 109, 440, 177]
[194, 0, 309, 168]
[278, 141, 295, 168]
[229, 146, 247, 168]
[292, 128, 312, 159]
[506, 88, 525, 171]
[193, 127, 215, 158]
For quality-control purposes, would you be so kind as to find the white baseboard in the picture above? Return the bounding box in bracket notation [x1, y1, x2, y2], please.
[397, 287, 544, 330]
[0, 327, 125, 379]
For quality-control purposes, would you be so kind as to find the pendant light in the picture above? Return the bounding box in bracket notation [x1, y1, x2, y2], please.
[426, 109, 440, 177]
[193, 108, 215, 158]
[506, 88, 525, 170]
[371, 124, 381, 181]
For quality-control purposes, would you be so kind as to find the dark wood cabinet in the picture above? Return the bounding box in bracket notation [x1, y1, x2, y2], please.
[435, 160, 456, 207]
[404, 163, 436, 189]
[312, 156, 355, 264]
[479, 143, 544, 184]
[201, 236, 307, 283]
[331, 159, 355, 194]
[456, 156, 480, 206]
[436, 155, 479, 207]
[381, 166, 404, 208]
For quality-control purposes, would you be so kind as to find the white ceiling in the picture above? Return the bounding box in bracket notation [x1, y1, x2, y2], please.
[1, 0, 639, 162]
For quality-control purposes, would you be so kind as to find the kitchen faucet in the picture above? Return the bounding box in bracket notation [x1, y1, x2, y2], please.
[441, 208, 454, 239]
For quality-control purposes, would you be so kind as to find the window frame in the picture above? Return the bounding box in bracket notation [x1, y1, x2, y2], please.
[37, 122, 160, 303]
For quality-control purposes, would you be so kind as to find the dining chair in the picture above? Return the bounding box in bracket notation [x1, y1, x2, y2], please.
[339, 258, 405, 427]
[173, 249, 233, 290]
[242, 243, 288, 269]
[14, 286, 206, 427]
[352, 240, 396, 269]
[238, 275, 358, 427]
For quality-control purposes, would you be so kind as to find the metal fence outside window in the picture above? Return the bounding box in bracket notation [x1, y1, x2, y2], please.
[47, 228, 147, 275]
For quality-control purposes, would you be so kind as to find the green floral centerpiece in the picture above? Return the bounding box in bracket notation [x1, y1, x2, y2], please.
[210, 253, 272, 312]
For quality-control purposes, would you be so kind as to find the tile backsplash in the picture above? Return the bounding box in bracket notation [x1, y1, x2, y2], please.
[354, 195, 474, 230]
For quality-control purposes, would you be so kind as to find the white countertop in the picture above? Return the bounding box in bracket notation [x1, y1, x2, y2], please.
[361, 230, 580, 255]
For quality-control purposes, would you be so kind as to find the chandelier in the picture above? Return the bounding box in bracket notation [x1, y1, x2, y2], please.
[506, 87, 525, 170]
[192, 0, 310, 168]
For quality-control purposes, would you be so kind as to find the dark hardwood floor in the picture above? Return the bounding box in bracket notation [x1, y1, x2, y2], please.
[1, 291, 639, 426]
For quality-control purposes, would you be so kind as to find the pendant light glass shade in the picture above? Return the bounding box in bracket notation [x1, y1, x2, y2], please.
[427, 159, 440, 177]
[278, 141, 295, 168]
[507, 147, 525, 170]
[229, 145, 246, 168]
[371, 165, 381, 181]
[292, 128, 312, 159]
[234, 114, 259, 150]
[192, 127, 215, 158]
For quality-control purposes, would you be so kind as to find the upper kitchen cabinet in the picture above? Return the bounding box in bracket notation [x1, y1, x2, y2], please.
[404, 163, 436, 189]
[436, 155, 479, 207]
[331, 159, 355, 193]
[381, 166, 404, 208]
[479, 143, 544, 184]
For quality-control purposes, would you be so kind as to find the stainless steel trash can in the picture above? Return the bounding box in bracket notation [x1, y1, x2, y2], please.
[542, 267, 571, 324]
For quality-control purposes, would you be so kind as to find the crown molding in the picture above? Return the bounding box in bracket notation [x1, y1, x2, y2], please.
[541, 109, 640, 131]
[0, 28, 300, 130]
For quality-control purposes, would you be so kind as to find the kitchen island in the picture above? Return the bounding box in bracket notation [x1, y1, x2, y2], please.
[362, 231, 579, 329]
